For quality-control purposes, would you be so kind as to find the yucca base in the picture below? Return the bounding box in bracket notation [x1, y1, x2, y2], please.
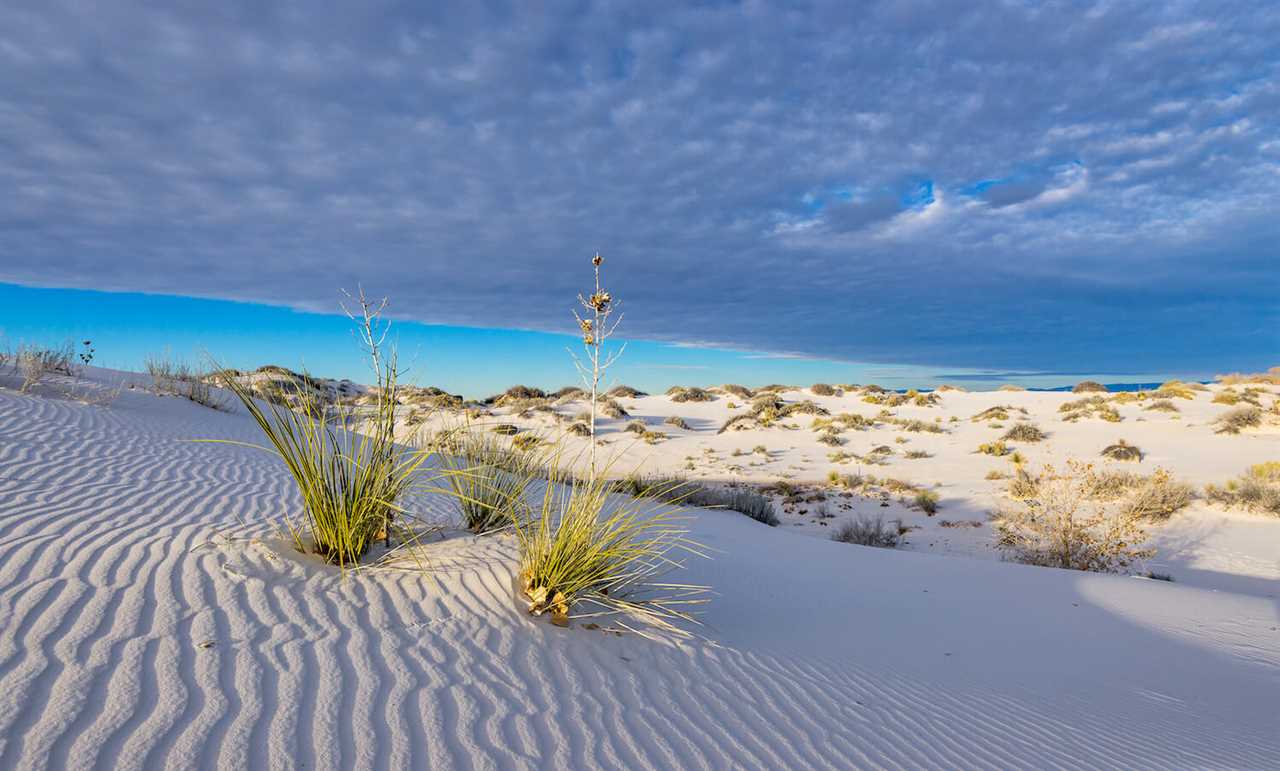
[511, 571, 570, 628]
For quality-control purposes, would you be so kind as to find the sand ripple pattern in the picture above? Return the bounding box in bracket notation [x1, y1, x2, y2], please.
[1, 388, 1278, 770]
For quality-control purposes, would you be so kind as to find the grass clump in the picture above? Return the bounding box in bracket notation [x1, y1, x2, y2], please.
[832, 515, 901, 548]
[1073, 380, 1109, 393]
[977, 440, 1010, 457]
[1100, 439, 1142, 462]
[209, 291, 434, 568]
[147, 355, 227, 410]
[1002, 423, 1046, 442]
[905, 450, 932, 459]
[491, 423, 520, 435]
[600, 399, 629, 419]
[625, 479, 780, 527]
[664, 415, 691, 430]
[606, 385, 646, 398]
[11, 341, 75, 393]
[1143, 399, 1179, 413]
[810, 383, 839, 396]
[624, 420, 647, 434]
[566, 422, 591, 437]
[1214, 406, 1263, 434]
[511, 471, 708, 632]
[440, 429, 537, 533]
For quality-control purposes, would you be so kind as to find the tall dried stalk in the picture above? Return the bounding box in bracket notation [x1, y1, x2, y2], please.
[570, 253, 625, 481]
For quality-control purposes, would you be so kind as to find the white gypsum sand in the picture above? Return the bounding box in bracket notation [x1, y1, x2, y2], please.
[0, 368, 1278, 768]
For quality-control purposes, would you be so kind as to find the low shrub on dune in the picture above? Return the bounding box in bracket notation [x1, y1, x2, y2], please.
[1072, 380, 1109, 393]
[667, 386, 715, 403]
[810, 383, 838, 396]
[832, 515, 901, 548]
[1214, 406, 1263, 434]
[1205, 462, 1280, 517]
[1003, 423, 1046, 442]
[1100, 439, 1142, 462]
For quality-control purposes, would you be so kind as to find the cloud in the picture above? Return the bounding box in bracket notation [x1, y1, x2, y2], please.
[0, 0, 1277, 373]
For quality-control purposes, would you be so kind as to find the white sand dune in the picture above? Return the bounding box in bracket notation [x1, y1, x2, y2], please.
[1, 374, 1278, 768]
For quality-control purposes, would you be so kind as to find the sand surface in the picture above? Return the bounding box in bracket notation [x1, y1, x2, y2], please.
[1, 370, 1278, 768]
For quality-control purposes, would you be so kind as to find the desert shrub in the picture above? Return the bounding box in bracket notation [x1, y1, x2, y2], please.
[1100, 440, 1142, 462]
[892, 418, 945, 434]
[512, 472, 707, 631]
[668, 386, 715, 403]
[1073, 380, 1109, 393]
[1205, 463, 1280, 517]
[1212, 390, 1241, 405]
[1121, 469, 1194, 521]
[489, 384, 547, 406]
[1059, 396, 1122, 423]
[664, 415, 691, 430]
[1144, 399, 1179, 413]
[905, 450, 932, 459]
[832, 515, 901, 548]
[13, 342, 75, 393]
[1217, 368, 1280, 386]
[599, 399, 629, 419]
[752, 445, 768, 455]
[1002, 423, 1045, 442]
[755, 383, 794, 393]
[810, 383, 838, 396]
[913, 489, 939, 514]
[993, 461, 1154, 573]
[997, 384, 1026, 392]
[719, 383, 754, 399]
[512, 434, 541, 452]
[624, 420, 647, 434]
[491, 423, 520, 435]
[640, 430, 666, 444]
[985, 469, 1008, 480]
[148, 355, 227, 410]
[971, 405, 1022, 422]
[607, 385, 646, 398]
[935, 384, 966, 392]
[440, 429, 537, 533]
[566, 422, 591, 437]
[1214, 406, 1262, 434]
[817, 433, 844, 447]
[632, 480, 779, 526]
[978, 440, 1010, 456]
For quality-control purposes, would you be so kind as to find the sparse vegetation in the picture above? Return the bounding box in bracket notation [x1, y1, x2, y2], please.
[440, 428, 536, 533]
[905, 450, 932, 459]
[606, 385, 646, 398]
[913, 489, 939, 514]
[13, 342, 74, 393]
[1072, 380, 1109, 393]
[978, 440, 1010, 457]
[810, 383, 838, 396]
[668, 386, 715, 403]
[1143, 399, 1179, 413]
[664, 415, 691, 430]
[1205, 462, 1280, 517]
[149, 355, 227, 410]
[993, 461, 1154, 573]
[1002, 423, 1046, 442]
[832, 515, 901, 548]
[511, 471, 707, 632]
[1213, 406, 1263, 434]
[1100, 439, 1142, 462]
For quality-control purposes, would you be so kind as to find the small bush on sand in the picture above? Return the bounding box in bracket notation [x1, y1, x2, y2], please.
[993, 461, 1154, 573]
[997, 384, 1026, 392]
[1101, 440, 1142, 462]
[148, 355, 226, 410]
[905, 450, 932, 459]
[491, 423, 520, 435]
[1205, 463, 1280, 517]
[971, 405, 1022, 422]
[1144, 399, 1179, 413]
[664, 415, 691, 430]
[623, 476, 780, 527]
[832, 515, 901, 548]
[440, 429, 537, 533]
[818, 433, 845, 447]
[914, 490, 939, 514]
[512, 471, 708, 632]
[1214, 406, 1262, 434]
[1073, 380, 1109, 393]
[566, 422, 591, 437]
[668, 386, 715, 403]
[512, 434, 541, 452]
[601, 399, 629, 419]
[978, 440, 1010, 457]
[1121, 469, 1194, 521]
[1217, 368, 1280, 386]
[13, 342, 75, 393]
[1003, 423, 1046, 442]
[719, 383, 754, 399]
[810, 383, 838, 396]
[624, 420, 647, 434]
[607, 385, 646, 398]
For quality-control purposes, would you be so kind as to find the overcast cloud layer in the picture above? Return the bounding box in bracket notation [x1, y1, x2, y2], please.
[2, 0, 1277, 372]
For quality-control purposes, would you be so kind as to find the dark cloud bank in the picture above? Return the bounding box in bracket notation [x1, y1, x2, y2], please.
[1, 0, 1277, 372]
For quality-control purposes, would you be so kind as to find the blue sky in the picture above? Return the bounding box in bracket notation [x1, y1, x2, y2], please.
[0, 283, 1205, 397]
[0, 1, 1276, 387]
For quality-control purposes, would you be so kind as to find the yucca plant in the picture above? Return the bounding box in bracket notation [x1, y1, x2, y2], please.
[206, 289, 437, 569]
[509, 466, 708, 635]
[439, 426, 539, 533]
